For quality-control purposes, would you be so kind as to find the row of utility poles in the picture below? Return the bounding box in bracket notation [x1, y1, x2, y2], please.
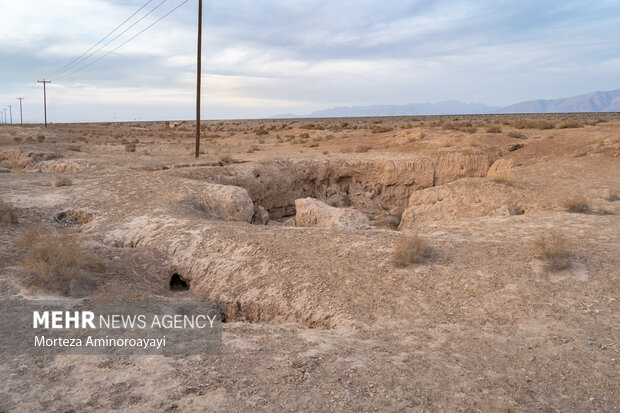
[5, 0, 202, 144]
[0, 99, 24, 125]
[2, 79, 51, 127]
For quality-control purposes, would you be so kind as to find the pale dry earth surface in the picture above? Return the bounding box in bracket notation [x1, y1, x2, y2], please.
[0, 114, 619, 412]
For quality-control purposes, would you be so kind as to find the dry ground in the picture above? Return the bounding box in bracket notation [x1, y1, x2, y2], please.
[0, 113, 619, 412]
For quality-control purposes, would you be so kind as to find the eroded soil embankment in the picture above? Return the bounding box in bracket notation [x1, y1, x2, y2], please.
[173, 152, 495, 218]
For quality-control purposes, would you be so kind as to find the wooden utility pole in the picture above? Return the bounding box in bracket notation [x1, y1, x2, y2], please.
[8, 105, 12, 124]
[17, 98, 24, 125]
[195, 0, 202, 158]
[38, 79, 51, 127]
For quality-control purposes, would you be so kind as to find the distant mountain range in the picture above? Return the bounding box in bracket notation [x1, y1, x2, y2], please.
[273, 89, 620, 118]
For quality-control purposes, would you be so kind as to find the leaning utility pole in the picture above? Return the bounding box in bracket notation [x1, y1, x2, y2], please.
[8, 105, 12, 124]
[38, 79, 51, 127]
[195, 0, 203, 158]
[17, 98, 24, 125]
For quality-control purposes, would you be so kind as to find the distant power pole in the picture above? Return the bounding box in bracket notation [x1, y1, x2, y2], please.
[8, 105, 12, 124]
[38, 79, 52, 127]
[195, 0, 202, 158]
[17, 98, 24, 125]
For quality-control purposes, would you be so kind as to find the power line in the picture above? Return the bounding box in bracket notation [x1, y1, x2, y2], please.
[56, 0, 170, 79]
[57, 0, 191, 82]
[53, 0, 156, 76]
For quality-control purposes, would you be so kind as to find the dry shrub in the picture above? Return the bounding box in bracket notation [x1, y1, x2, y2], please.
[370, 125, 394, 134]
[531, 233, 572, 271]
[490, 172, 522, 187]
[54, 176, 72, 187]
[486, 125, 502, 133]
[563, 197, 591, 214]
[17, 228, 104, 296]
[36, 135, 45, 142]
[606, 192, 620, 202]
[513, 120, 554, 130]
[443, 121, 476, 133]
[392, 235, 431, 267]
[355, 145, 372, 153]
[556, 120, 583, 129]
[0, 200, 18, 226]
[125, 142, 137, 152]
[507, 131, 527, 139]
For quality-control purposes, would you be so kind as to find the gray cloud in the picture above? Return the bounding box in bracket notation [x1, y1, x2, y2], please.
[1, 0, 619, 121]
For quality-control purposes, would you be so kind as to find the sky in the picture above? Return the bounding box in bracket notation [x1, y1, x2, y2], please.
[0, 0, 619, 123]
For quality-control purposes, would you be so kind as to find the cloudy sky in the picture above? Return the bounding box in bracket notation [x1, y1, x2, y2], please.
[0, 0, 619, 122]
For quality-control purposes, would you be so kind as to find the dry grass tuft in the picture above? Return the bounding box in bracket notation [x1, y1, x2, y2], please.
[556, 120, 583, 129]
[486, 125, 502, 133]
[531, 233, 572, 271]
[0, 200, 18, 226]
[489, 172, 522, 187]
[606, 192, 620, 202]
[513, 120, 554, 130]
[563, 197, 591, 214]
[370, 125, 394, 134]
[54, 176, 72, 187]
[507, 131, 527, 139]
[354, 145, 372, 153]
[392, 235, 431, 267]
[17, 228, 104, 295]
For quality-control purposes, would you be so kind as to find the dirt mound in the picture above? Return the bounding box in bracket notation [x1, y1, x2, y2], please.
[295, 197, 370, 229]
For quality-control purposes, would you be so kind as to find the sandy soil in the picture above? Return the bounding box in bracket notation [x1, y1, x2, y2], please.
[0, 114, 619, 412]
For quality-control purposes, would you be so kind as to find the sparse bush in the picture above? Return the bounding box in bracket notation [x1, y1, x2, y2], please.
[531, 233, 572, 271]
[556, 120, 583, 129]
[355, 145, 372, 153]
[16, 228, 104, 295]
[67, 145, 81, 152]
[0, 201, 18, 226]
[36, 135, 45, 142]
[370, 125, 394, 134]
[490, 172, 522, 187]
[125, 142, 136, 152]
[563, 197, 591, 214]
[443, 121, 476, 133]
[54, 176, 72, 187]
[606, 192, 620, 202]
[392, 235, 431, 267]
[513, 120, 554, 130]
[507, 131, 527, 139]
[486, 125, 502, 133]
[13, 137, 22, 142]
[299, 132, 310, 139]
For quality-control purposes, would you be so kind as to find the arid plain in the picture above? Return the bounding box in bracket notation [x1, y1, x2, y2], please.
[0, 114, 619, 411]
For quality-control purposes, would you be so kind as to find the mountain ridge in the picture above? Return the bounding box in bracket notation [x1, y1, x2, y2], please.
[272, 89, 620, 118]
